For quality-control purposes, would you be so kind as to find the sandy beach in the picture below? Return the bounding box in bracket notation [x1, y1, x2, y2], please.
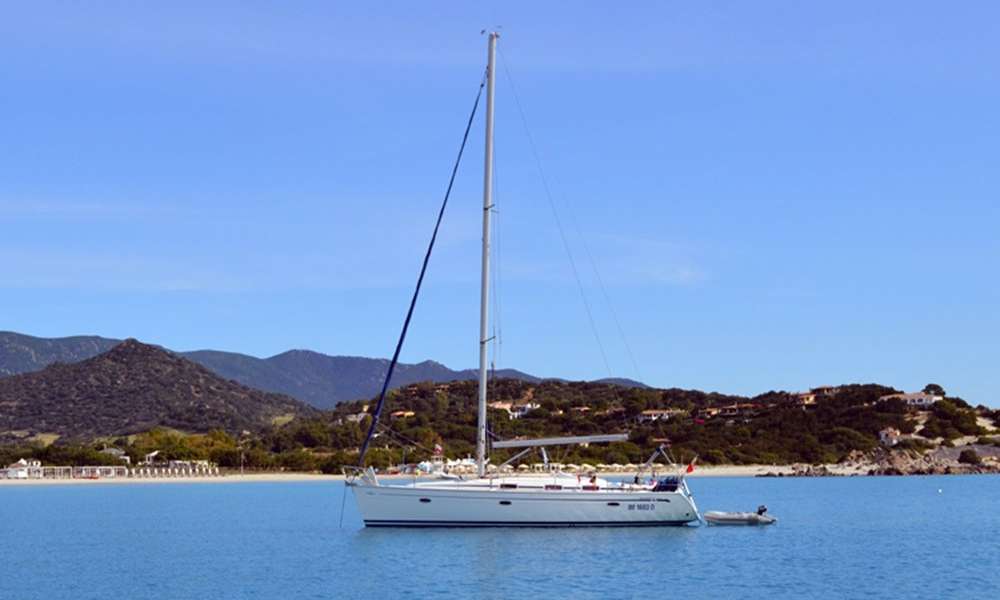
[0, 464, 868, 485]
[0, 473, 343, 486]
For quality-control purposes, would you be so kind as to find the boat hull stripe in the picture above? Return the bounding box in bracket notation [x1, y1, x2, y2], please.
[363, 519, 692, 528]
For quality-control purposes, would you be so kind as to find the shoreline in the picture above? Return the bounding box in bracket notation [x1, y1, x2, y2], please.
[1, 463, 994, 486]
[0, 465, 802, 486]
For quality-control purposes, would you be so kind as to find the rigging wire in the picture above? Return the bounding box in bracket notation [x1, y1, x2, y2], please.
[487, 106, 508, 465]
[497, 48, 621, 392]
[357, 71, 487, 466]
[568, 212, 644, 383]
[375, 422, 438, 456]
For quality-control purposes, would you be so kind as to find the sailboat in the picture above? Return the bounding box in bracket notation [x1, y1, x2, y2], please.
[346, 32, 701, 527]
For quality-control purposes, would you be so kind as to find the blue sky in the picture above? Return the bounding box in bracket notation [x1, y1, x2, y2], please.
[2, 2, 998, 406]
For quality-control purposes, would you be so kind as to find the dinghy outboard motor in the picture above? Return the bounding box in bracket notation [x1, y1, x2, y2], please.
[757, 504, 768, 516]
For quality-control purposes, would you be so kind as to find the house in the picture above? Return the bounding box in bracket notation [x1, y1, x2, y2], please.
[488, 401, 513, 411]
[878, 392, 943, 409]
[811, 386, 841, 398]
[720, 404, 740, 417]
[511, 402, 540, 419]
[795, 392, 817, 407]
[718, 403, 762, 418]
[390, 410, 415, 419]
[879, 427, 901, 447]
[636, 409, 685, 424]
[570, 406, 591, 414]
[100, 447, 131, 465]
[344, 412, 368, 424]
[697, 407, 722, 419]
[487, 402, 514, 420]
[5, 459, 42, 479]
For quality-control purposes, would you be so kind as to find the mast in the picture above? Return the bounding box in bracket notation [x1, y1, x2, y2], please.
[476, 31, 498, 478]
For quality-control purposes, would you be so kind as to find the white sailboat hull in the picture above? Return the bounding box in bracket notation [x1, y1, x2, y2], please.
[350, 479, 700, 527]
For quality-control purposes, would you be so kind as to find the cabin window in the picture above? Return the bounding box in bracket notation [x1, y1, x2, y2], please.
[419, 498, 431, 503]
[607, 502, 620, 507]
[500, 483, 518, 489]
[499, 500, 512, 506]
[582, 485, 599, 491]
[544, 484, 563, 491]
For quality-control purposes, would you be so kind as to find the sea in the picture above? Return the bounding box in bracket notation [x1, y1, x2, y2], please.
[1, 475, 997, 600]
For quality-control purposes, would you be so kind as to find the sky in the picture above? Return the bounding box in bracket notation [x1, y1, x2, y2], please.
[2, 2, 998, 406]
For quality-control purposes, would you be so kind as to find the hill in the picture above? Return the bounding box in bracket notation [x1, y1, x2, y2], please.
[0, 331, 641, 408]
[285, 379, 995, 470]
[0, 339, 315, 441]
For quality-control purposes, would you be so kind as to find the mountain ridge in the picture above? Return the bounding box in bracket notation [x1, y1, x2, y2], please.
[0, 331, 647, 408]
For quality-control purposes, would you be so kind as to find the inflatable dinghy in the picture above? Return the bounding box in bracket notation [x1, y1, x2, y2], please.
[704, 505, 777, 525]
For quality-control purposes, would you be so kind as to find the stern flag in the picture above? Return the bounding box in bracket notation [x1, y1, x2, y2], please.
[686, 456, 698, 473]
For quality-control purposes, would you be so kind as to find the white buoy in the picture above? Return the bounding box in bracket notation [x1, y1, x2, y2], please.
[938, 489, 943, 493]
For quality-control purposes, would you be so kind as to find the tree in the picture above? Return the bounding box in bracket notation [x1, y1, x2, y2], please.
[923, 383, 946, 396]
[958, 449, 981, 465]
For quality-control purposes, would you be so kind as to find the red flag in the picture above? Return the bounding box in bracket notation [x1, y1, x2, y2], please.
[686, 457, 698, 473]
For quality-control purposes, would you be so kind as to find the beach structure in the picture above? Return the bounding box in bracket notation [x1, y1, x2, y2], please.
[1, 458, 219, 480]
[74, 465, 128, 479]
[5, 459, 43, 479]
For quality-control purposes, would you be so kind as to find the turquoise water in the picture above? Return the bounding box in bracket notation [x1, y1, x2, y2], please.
[1, 476, 997, 599]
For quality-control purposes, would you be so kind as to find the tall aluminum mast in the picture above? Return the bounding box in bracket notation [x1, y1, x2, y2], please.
[476, 31, 498, 478]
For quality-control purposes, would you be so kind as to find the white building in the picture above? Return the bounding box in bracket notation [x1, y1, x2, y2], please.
[878, 392, 943, 409]
[636, 409, 686, 424]
[100, 447, 131, 465]
[5, 459, 43, 479]
[511, 402, 541, 419]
